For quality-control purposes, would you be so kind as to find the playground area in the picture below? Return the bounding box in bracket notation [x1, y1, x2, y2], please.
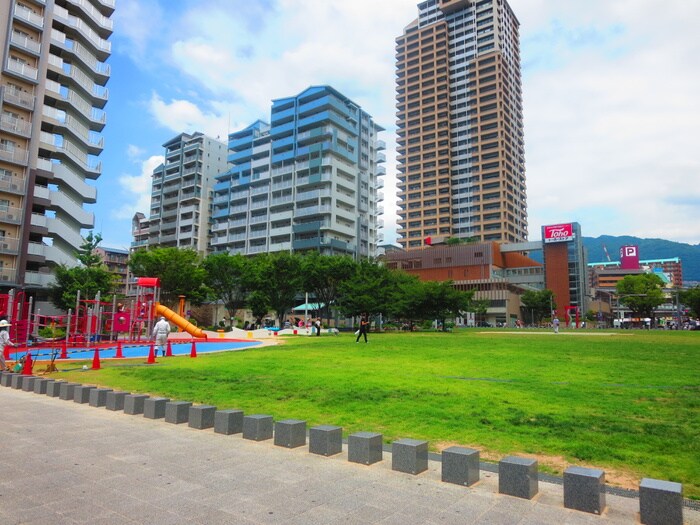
[1, 277, 270, 371]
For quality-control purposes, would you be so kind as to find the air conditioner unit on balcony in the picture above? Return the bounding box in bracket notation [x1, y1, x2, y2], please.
[1, 275, 9, 281]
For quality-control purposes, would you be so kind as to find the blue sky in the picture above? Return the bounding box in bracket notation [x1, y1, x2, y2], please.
[94, 0, 700, 251]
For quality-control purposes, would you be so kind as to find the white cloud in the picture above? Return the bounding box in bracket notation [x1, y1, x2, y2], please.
[112, 154, 164, 220]
[110, 0, 700, 246]
[126, 144, 146, 162]
[518, 0, 700, 243]
[148, 92, 229, 139]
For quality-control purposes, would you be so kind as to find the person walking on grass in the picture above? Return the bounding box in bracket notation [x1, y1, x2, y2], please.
[553, 316, 560, 334]
[356, 314, 369, 343]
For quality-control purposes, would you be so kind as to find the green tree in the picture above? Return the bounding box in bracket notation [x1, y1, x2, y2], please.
[387, 271, 424, 326]
[48, 232, 118, 311]
[247, 253, 303, 327]
[616, 273, 665, 323]
[246, 290, 270, 328]
[469, 298, 490, 326]
[679, 286, 700, 318]
[337, 259, 395, 318]
[202, 252, 250, 321]
[300, 252, 357, 325]
[418, 281, 473, 331]
[520, 289, 556, 325]
[128, 247, 207, 306]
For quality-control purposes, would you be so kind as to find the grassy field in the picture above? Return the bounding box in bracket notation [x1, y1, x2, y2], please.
[51, 329, 699, 498]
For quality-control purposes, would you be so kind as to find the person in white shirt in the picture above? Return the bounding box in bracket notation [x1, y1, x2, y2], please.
[152, 316, 171, 357]
[0, 319, 17, 370]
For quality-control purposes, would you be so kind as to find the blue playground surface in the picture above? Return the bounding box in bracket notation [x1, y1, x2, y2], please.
[14, 340, 262, 361]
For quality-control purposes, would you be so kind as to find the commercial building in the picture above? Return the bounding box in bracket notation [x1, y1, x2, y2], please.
[384, 241, 542, 326]
[396, 0, 526, 250]
[541, 222, 588, 323]
[210, 85, 384, 259]
[148, 132, 227, 254]
[589, 256, 683, 289]
[0, 0, 113, 304]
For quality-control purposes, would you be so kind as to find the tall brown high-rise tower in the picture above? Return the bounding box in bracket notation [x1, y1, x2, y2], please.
[396, 0, 526, 249]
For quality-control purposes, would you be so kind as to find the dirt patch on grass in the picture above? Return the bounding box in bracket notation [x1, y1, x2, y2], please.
[434, 441, 639, 490]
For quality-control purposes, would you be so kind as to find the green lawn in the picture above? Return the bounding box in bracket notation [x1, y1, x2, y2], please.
[53, 329, 700, 498]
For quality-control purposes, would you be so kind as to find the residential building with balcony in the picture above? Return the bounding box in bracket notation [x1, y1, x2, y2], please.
[148, 132, 227, 254]
[210, 85, 384, 258]
[0, 0, 113, 305]
[94, 245, 127, 295]
[396, 0, 527, 250]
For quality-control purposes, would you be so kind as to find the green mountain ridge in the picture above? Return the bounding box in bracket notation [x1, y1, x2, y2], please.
[582, 235, 700, 283]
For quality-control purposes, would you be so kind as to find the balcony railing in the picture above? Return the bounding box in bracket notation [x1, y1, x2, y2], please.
[6, 59, 38, 81]
[1, 86, 35, 109]
[14, 4, 44, 28]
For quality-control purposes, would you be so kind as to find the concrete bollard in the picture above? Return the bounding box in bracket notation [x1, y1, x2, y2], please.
[274, 419, 307, 449]
[165, 401, 192, 424]
[639, 478, 683, 525]
[392, 438, 428, 475]
[242, 415, 273, 441]
[442, 446, 480, 486]
[124, 394, 150, 415]
[34, 378, 53, 395]
[11, 374, 24, 389]
[144, 397, 170, 419]
[498, 456, 538, 500]
[188, 405, 216, 430]
[46, 380, 65, 397]
[214, 409, 244, 435]
[21, 376, 37, 392]
[348, 432, 383, 465]
[563, 466, 606, 514]
[59, 382, 78, 400]
[309, 425, 343, 457]
[106, 391, 129, 411]
[0, 371, 14, 387]
[74, 385, 96, 404]
[89, 388, 112, 407]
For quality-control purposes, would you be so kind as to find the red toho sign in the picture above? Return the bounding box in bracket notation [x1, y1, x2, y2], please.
[543, 223, 574, 243]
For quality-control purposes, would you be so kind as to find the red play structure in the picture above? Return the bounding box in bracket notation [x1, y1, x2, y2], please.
[1, 277, 207, 368]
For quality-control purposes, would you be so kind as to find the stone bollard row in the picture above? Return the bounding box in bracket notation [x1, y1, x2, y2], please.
[5, 374, 684, 522]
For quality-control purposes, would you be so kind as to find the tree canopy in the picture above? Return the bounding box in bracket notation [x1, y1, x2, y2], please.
[128, 247, 207, 307]
[616, 273, 665, 321]
[202, 252, 250, 319]
[48, 232, 118, 311]
[679, 286, 700, 318]
[520, 289, 556, 324]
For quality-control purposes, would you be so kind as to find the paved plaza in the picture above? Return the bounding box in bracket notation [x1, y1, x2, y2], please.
[0, 386, 697, 525]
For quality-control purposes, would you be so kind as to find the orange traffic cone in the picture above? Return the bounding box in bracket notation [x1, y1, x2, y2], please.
[60, 340, 67, 359]
[21, 352, 33, 375]
[190, 340, 197, 358]
[115, 341, 124, 358]
[166, 340, 173, 357]
[146, 342, 156, 364]
[91, 348, 101, 370]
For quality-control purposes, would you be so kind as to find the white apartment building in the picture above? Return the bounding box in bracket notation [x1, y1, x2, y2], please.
[210, 85, 385, 259]
[148, 132, 227, 254]
[0, 0, 113, 301]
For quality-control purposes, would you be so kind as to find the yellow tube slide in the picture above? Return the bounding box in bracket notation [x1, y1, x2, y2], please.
[155, 304, 207, 339]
